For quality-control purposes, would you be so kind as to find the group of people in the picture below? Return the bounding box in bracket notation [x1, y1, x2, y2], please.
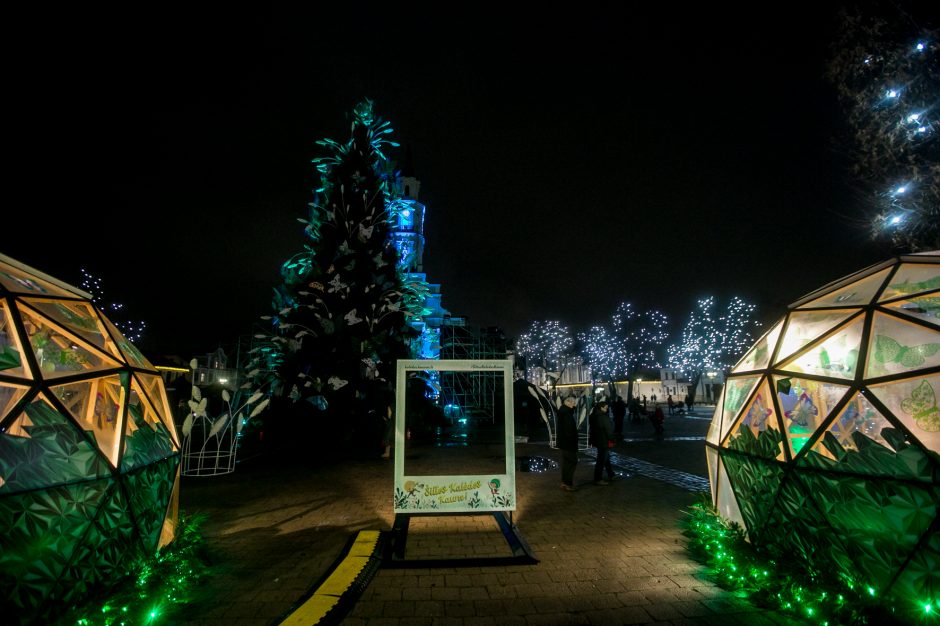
[557, 392, 681, 491]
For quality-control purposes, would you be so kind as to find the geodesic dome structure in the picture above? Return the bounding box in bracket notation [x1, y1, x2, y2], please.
[707, 251, 940, 605]
[0, 254, 180, 621]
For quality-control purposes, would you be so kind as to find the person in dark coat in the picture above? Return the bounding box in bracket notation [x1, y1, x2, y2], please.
[556, 395, 580, 491]
[612, 395, 627, 438]
[588, 398, 615, 485]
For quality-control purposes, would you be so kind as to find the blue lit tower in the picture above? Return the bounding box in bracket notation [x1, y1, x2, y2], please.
[389, 158, 449, 360]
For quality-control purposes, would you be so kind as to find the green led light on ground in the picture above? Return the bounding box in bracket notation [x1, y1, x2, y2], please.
[66, 513, 210, 626]
[682, 501, 933, 626]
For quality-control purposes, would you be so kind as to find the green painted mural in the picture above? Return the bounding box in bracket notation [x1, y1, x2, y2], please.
[707, 251, 940, 609]
[0, 254, 180, 623]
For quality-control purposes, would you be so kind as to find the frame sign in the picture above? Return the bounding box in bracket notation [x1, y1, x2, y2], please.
[394, 359, 516, 513]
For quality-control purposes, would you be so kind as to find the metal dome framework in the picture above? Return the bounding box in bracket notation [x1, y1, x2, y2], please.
[707, 251, 940, 605]
[0, 254, 181, 621]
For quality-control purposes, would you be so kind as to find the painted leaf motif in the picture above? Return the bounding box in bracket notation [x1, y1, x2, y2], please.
[189, 358, 198, 369]
[191, 385, 202, 402]
[236, 413, 245, 433]
[222, 389, 230, 403]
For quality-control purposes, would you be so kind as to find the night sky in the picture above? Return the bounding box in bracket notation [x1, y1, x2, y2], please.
[7, 4, 931, 358]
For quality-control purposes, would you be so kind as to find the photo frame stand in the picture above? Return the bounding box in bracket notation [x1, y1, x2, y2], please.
[383, 510, 538, 567]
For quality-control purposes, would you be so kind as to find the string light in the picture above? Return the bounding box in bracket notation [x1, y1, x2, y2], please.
[684, 503, 933, 625]
[60, 514, 209, 625]
[829, 13, 939, 250]
[667, 296, 760, 393]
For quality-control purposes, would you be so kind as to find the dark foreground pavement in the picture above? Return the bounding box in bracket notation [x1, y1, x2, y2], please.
[179, 408, 803, 625]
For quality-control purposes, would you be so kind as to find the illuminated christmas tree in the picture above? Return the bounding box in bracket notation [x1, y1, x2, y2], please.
[827, 5, 939, 250]
[269, 100, 418, 430]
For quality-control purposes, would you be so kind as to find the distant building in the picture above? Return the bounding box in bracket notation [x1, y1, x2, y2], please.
[388, 165, 450, 360]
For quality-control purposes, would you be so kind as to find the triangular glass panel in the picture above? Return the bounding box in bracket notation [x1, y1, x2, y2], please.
[798, 267, 891, 310]
[122, 377, 176, 472]
[135, 373, 179, 446]
[51, 374, 128, 467]
[868, 374, 940, 454]
[717, 375, 761, 444]
[722, 378, 787, 461]
[715, 454, 746, 531]
[101, 315, 152, 370]
[0, 394, 111, 494]
[0, 300, 30, 379]
[882, 294, 940, 327]
[0, 382, 30, 424]
[715, 455, 747, 529]
[17, 307, 122, 379]
[774, 376, 850, 458]
[866, 312, 940, 378]
[806, 392, 893, 461]
[778, 317, 864, 381]
[706, 445, 719, 503]
[732, 320, 782, 373]
[706, 393, 725, 445]
[4, 408, 34, 438]
[880, 263, 940, 302]
[775, 310, 857, 365]
[22, 299, 110, 352]
[158, 466, 181, 549]
[0, 262, 76, 297]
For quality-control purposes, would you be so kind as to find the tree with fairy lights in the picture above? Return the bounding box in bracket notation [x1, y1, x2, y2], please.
[580, 302, 669, 399]
[515, 320, 574, 377]
[667, 296, 760, 404]
[80, 268, 148, 343]
[827, 5, 939, 250]
[265, 100, 420, 446]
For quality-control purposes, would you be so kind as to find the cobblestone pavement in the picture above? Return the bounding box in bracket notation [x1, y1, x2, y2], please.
[180, 408, 804, 625]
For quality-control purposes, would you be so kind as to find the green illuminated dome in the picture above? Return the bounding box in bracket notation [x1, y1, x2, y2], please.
[707, 251, 940, 607]
[0, 254, 180, 622]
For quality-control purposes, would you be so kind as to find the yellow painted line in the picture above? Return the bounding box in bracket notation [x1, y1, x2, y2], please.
[278, 530, 381, 626]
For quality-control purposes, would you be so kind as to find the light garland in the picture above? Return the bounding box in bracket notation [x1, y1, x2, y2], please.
[683, 502, 936, 625]
[61, 514, 211, 626]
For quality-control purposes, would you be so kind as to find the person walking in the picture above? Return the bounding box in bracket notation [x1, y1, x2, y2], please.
[589, 398, 615, 485]
[667, 394, 675, 416]
[556, 394, 580, 491]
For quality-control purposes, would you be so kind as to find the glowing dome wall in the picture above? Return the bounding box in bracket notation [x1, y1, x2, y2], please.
[707, 251, 940, 605]
[0, 254, 181, 621]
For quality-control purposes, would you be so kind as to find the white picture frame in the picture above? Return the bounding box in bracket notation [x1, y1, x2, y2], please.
[394, 359, 516, 513]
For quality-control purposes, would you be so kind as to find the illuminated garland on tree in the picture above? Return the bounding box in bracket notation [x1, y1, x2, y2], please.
[827, 6, 939, 250]
[667, 296, 760, 400]
[610, 302, 669, 382]
[579, 303, 669, 390]
[80, 269, 148, 343]
[516, 320, 574, 372]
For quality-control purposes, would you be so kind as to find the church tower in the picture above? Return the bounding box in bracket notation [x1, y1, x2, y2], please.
[388, 149, 449, 360]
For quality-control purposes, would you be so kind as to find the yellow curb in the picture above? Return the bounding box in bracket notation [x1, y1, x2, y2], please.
[278, 530, 381, 625]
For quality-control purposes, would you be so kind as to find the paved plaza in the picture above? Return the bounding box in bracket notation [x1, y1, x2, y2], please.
[179, 408, 804, 625]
